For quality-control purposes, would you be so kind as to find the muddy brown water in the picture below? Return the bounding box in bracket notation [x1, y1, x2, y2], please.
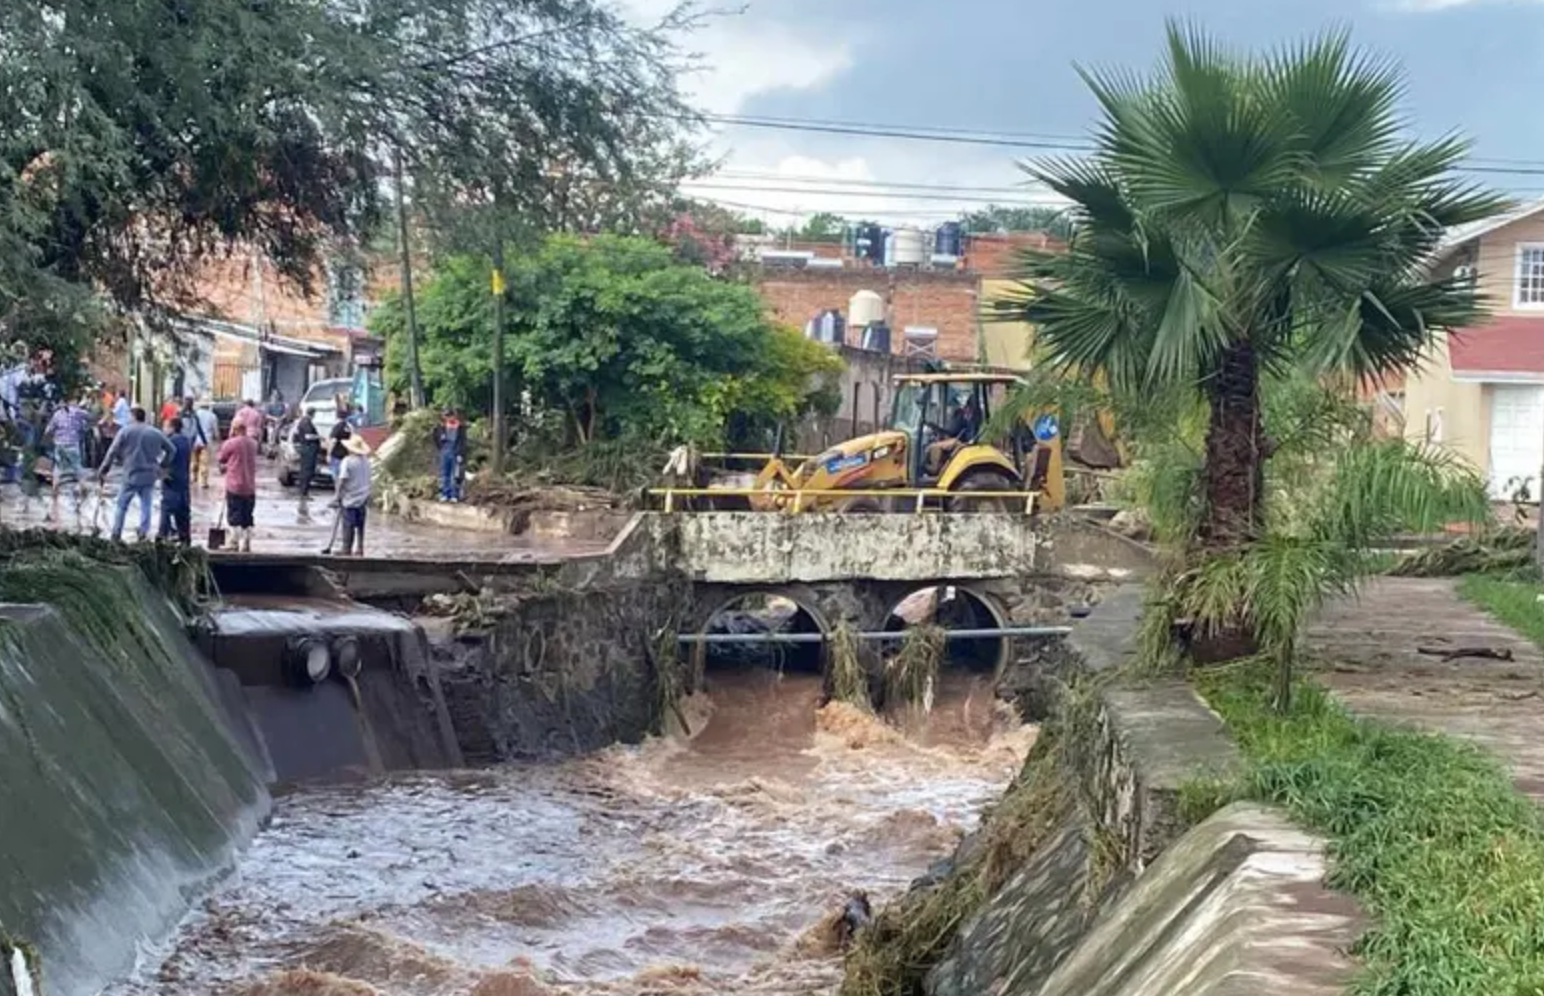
[107, 669, 1034, 996]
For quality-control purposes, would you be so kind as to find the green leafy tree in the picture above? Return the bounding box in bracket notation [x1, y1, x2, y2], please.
[961, 205, 1074, 240]
[792, 212, 849, 244]
[372, 235, 841, 449]
[0, 0, 702, 364]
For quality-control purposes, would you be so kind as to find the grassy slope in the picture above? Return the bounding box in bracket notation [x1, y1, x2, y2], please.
[1458, 574, 1544, 648]
[1198, 666, 1544, 996]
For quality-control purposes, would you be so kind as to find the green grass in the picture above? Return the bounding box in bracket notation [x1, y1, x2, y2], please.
[1458, 574, 1544, 651]
[1197, 665, 1544, 996]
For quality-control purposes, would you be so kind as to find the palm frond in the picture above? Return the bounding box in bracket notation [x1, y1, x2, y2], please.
[1258, 30, 1405, 183]
[1310, 438, 1492, 550]
[1005, 22, 1507, 404]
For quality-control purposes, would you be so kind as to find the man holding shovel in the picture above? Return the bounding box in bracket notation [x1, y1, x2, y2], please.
[217, 420, 259, 552]
[329, 434, 372, 556]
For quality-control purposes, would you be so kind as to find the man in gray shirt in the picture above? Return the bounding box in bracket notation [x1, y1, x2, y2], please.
[332, 434, 373, 556]
[99, 405, 174, 542]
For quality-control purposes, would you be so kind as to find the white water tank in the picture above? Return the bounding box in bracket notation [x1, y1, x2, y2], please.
[891, 228, 925, 266]
[849, 290, 885, 328]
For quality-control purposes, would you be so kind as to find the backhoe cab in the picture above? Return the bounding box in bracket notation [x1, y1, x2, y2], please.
[749, 371, 1064, 513]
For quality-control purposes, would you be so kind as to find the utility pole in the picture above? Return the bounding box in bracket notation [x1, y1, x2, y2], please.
[393, 146, 424, 409]
[491, 238, 507, 475]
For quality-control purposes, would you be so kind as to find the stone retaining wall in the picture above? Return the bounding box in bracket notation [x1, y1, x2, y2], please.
[916, 587, 1364, 996]
[431, 576, 691, 762]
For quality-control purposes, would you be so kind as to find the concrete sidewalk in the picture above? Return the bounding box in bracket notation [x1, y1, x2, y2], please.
[0, 459, 606, 562]
[1305, 577, 1544, 800]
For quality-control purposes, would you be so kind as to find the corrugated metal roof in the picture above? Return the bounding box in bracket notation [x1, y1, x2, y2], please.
[1436, 199, 1544, 258]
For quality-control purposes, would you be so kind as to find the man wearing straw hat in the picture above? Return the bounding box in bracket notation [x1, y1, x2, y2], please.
[332, 433, 373, 557]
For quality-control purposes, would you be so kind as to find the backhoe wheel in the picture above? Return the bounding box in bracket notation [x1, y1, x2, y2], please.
[835, 495, 886, 513]
[949, 472, 1018, 513]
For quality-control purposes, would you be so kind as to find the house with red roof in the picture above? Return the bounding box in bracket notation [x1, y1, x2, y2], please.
[1404, 200, 1544, 498]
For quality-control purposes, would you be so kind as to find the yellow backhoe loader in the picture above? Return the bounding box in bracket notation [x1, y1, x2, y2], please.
[746, 371, 1066, 513]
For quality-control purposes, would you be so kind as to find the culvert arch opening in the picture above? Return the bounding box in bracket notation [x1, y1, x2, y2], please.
[883, 585, 1008, 676]
[697, 591, 829, 675]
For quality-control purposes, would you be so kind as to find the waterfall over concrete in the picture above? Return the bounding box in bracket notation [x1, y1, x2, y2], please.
[0, 571, 271, 996]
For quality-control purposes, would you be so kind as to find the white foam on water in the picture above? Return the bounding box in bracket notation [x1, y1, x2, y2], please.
[11, 947, 37, 996]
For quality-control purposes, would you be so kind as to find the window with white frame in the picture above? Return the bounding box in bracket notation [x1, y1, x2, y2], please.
[1516, 245, 1544, 308]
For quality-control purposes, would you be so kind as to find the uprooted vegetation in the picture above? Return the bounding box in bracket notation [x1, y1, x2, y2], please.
[839, 727, 1072, 996]
[375, 410, 645, 506]
[839, 674, 1118, 996]
[1386, 527, 1536, 578]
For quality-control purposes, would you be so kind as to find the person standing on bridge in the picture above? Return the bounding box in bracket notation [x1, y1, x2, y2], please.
[159, 415, 193, 545]
[333, 434, 373, 556]
[98, 405, 174, 543]
[45, 392, 91, 510]
[293, 406, 321, 501]
[218, 420, 260, 553]
[433, 407, 466, 502]
[192, 396, 219, 490]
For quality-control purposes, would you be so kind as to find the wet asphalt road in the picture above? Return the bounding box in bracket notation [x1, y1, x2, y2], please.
[0, 457, 600, 562]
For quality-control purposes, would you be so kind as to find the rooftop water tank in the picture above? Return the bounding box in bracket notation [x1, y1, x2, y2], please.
[934, 221, 964, 259]
[805, 309, 846, 345]
[891, 228, 925, 266]
[855, 223, 886, 264]
[849, 289, 885, 328]
[861, 322, 892, 353]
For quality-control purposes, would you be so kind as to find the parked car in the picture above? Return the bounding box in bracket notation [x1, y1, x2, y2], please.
[277, 377, 352, 488]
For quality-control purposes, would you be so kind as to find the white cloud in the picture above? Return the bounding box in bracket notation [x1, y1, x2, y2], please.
[620, 2, 1059, 225]
[620, 1, 852, 114]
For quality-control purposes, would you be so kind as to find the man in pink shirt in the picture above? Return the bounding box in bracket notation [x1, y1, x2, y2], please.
[217, 421, 260, 552]
[233, 399, 265, 439]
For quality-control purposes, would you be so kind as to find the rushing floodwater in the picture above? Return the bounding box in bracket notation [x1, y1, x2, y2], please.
[110, 667, 1034, 996]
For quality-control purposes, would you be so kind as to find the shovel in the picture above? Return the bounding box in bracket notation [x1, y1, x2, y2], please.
[207, 502, 227, 550]
[320, 507, 343, 556]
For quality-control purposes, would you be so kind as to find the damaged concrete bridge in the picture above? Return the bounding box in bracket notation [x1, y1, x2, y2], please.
[209, 510, 1155, 639]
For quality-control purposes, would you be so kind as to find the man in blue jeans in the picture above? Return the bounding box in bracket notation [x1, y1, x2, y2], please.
[158, 415, 194, 544]
[432, 407, 466, 502]
[98, 405, 174, 542]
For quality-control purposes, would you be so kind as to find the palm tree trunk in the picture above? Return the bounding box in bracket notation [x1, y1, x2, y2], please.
[1188, 341, 1264, 664]
[1199, 342, 1264, 549]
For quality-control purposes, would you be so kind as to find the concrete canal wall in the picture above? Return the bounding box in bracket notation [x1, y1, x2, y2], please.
[900, 589, 1367, 996]
[0, 573, 270, 996]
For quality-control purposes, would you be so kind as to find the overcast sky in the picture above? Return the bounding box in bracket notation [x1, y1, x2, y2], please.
[629, 0, 1544, 226]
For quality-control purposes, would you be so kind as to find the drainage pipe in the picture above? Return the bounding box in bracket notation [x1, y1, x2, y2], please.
[677, 626, 1072, 645]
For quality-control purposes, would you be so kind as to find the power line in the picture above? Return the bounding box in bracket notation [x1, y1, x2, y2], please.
[711, 170, 1039, 196]
[680, 181, 1066, 206]
[700, 112, 1544, 176]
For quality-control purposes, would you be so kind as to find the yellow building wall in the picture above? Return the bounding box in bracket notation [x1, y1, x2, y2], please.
[979, 278, 1035, 370]
[1473, 213, 1544, 318]
[1403, 332, 1489, 474]
[1402, 208, 1544, 479]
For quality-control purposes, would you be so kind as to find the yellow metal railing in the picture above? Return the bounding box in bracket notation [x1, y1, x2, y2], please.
[645, 486, 1038, 515]
[695, 451, 813, 463]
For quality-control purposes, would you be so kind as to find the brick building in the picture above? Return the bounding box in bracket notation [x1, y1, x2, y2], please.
[750, 231, 1060, 365]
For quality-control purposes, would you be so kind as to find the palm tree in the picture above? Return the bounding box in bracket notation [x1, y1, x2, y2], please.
[1000, 24, 1507, 555]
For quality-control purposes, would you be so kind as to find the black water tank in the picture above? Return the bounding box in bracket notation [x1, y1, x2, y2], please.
[861, 322, 892, 353]
[855, 223, 886, 264]
[935, 221, 963, 258]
